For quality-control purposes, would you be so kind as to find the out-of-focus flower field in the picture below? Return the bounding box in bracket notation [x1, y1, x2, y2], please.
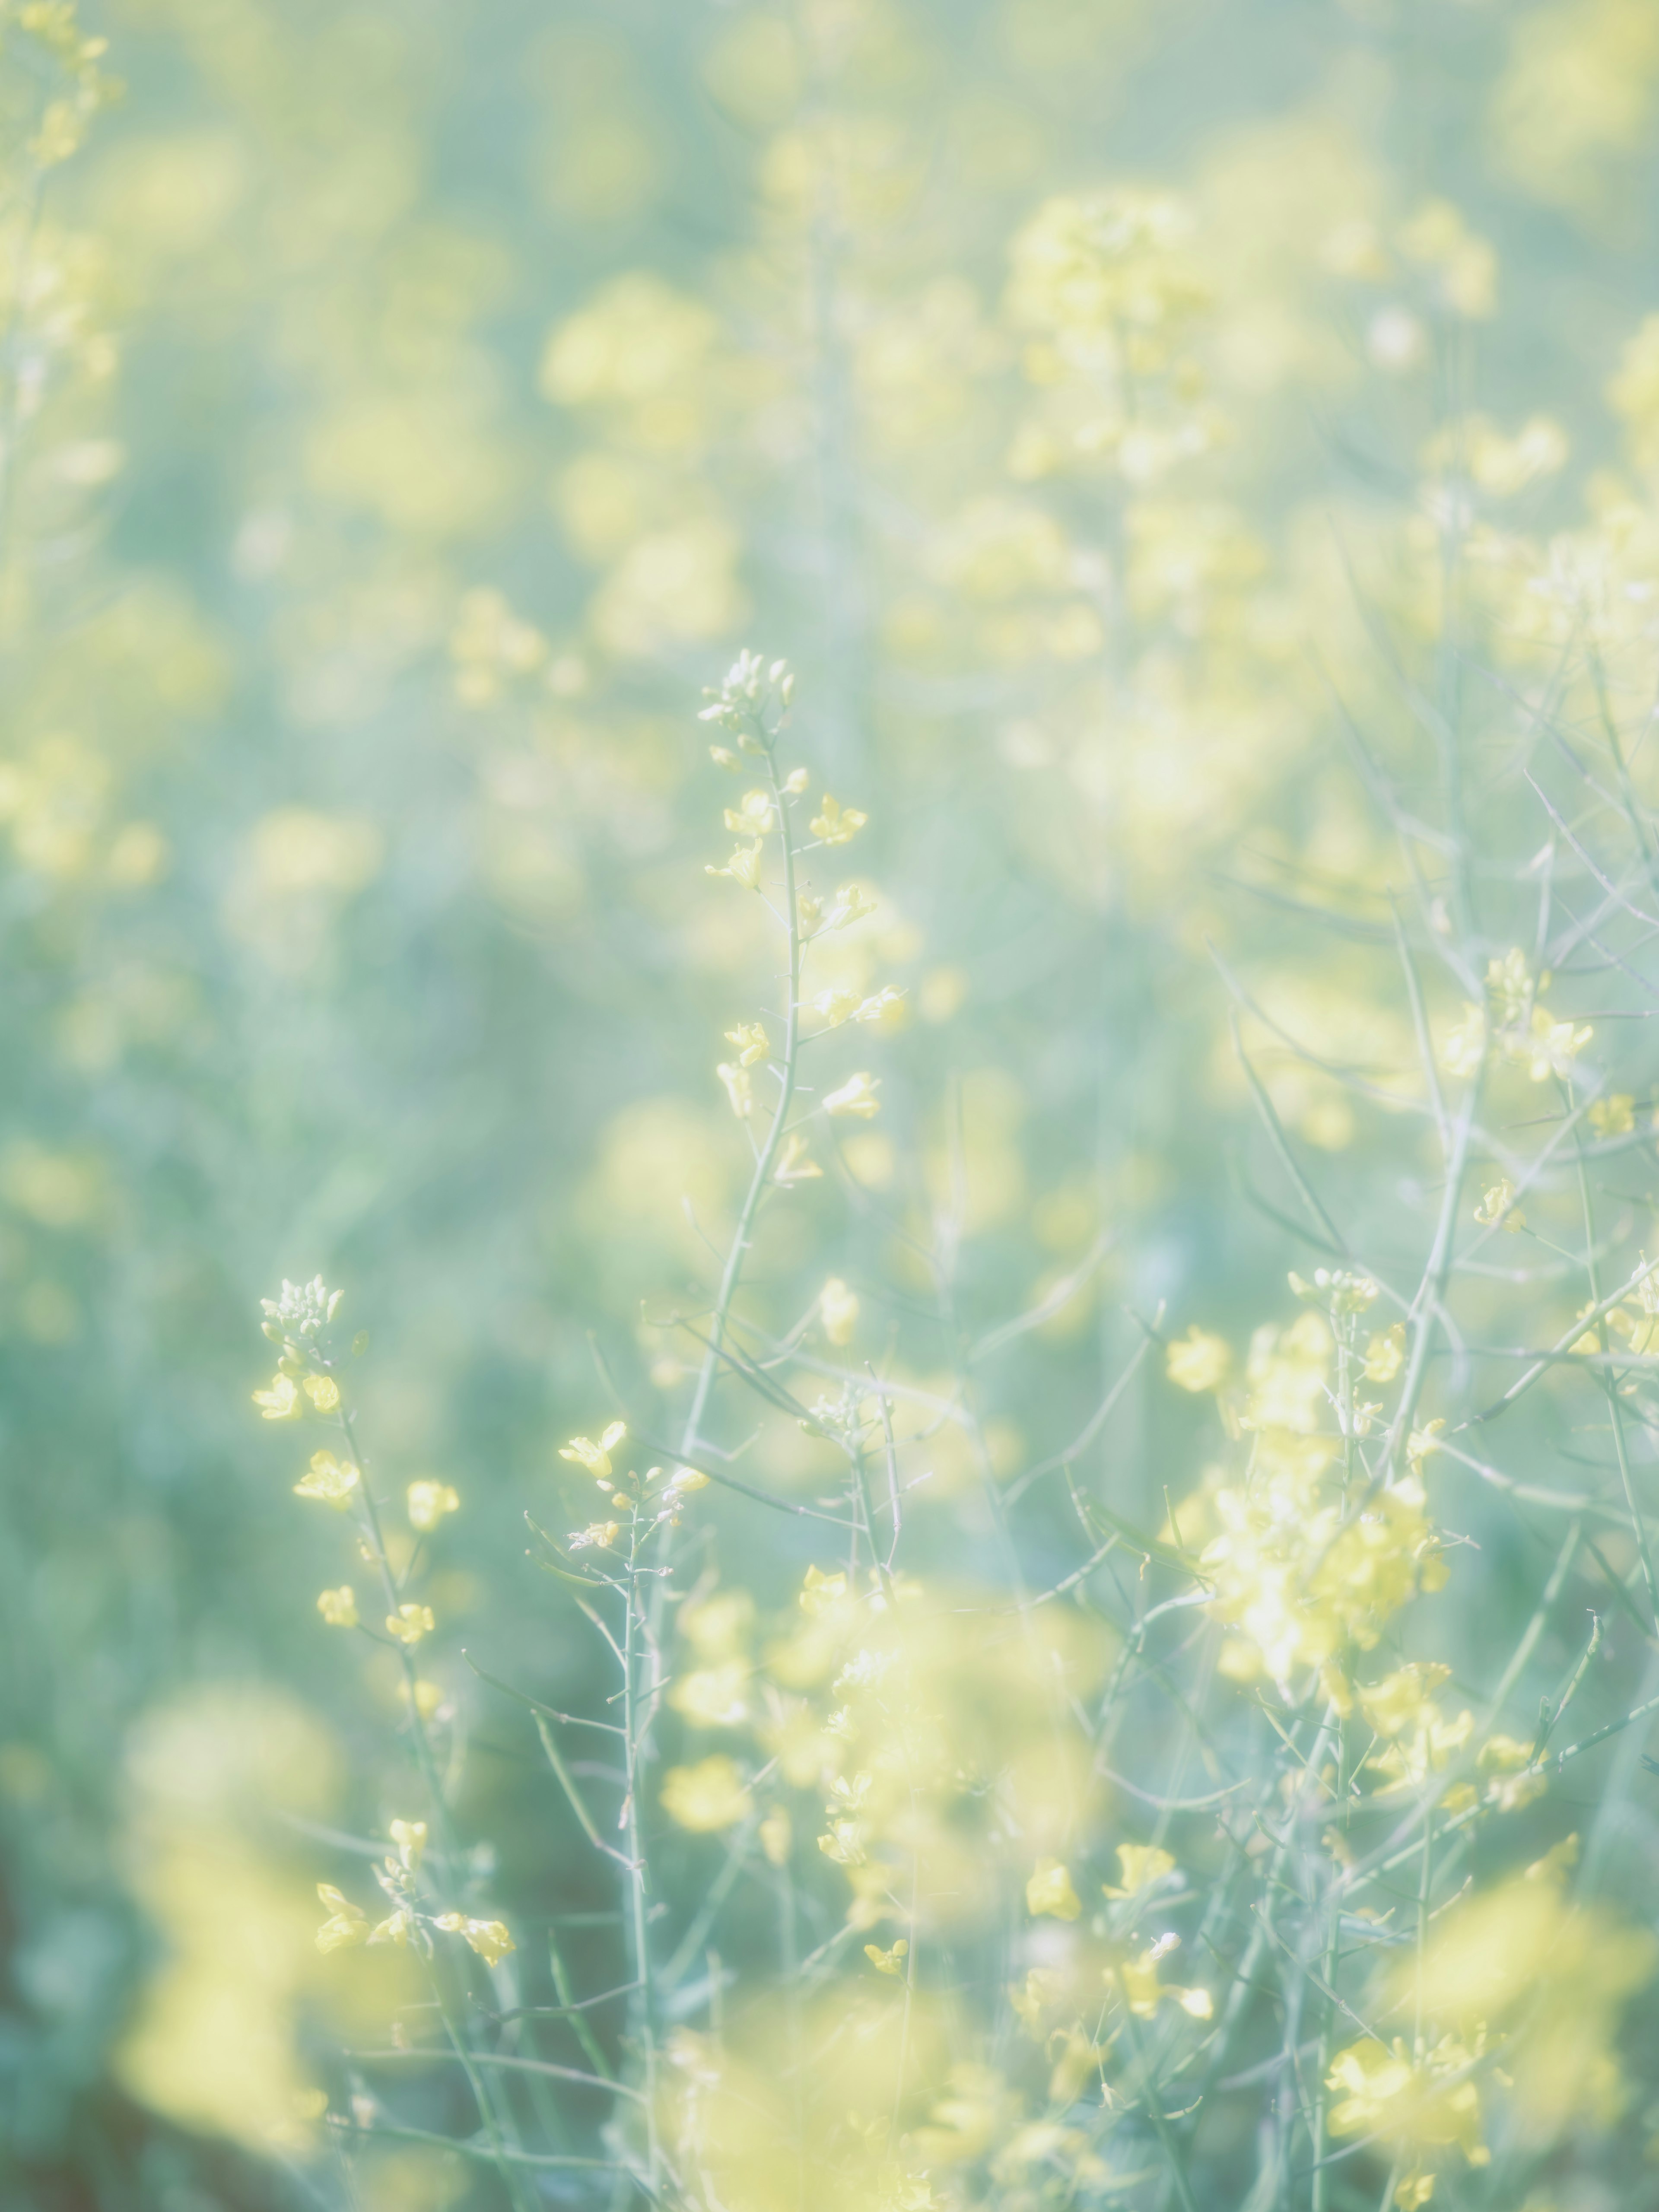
[9, 1, 1659, 2208]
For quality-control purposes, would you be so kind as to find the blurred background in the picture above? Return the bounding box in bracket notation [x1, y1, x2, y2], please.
[7, 0, 1659, 2203]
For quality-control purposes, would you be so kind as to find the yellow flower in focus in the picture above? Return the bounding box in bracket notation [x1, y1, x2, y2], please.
[253, 1374, 301, 1421]
[293, 1451, 360, 1509]
[1589, 1092, 1635, 1137]
[386, 1603, 435, 1646]
[661, 1754, 753, 1832]
[820, 1277, 859, 1346]
[560, 1421, 627, 1482]
[823, 1072, 880, 1118]
[406, 1480, 459, 1532]
[716, 1061, 754, 1119]
[1026, 1857, 1081, 1920]
[434, 1913, 515, 1966]
[810, 794, 867, 845]
[316, 1586, 357, 1627]
[1166, 1326, 1231, 1392]
[315, 1884, 368, 1953]
[302, 1374, 340, 1413]
[724, 1020, 769, 1067]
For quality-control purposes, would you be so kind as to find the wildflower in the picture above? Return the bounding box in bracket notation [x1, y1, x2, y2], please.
[294, 1450, 360, 1509]
[820, 1277, 859, 1346]
[568, 1520, 622, 1551]
[406, 1480, 459, 1532]
[254, 1374, 301, 1420]
[817, 884, 877, 932]
[1440, 1004, 1487, 1077]
[774, 1131, 822, 1182]
[1360, 1663, 1473, 1787]
[386, 1604, 435, 1646]
[1473, 1178, 1524, 1232]
[369, 1910, 413, 1947]
[810, 794, 867, 845]
[315, 1884, 369, 1952]
[782, 766, 809, 795]
[824, 1072, 881, 1118]
[1166, 1326, 1231, 1392]
[1105, 1843, 1176, 1899]
[817, 1818, 867, 1866]
[707, 842, 764, 890]
[1407, 1417, 1445, 1472]
[302, 1373, 340, 1413]
[388, 1819, 426, 1870]
[799, 1564, 849, 1615]
[811, 985, 861, 1027]
[864, 1938, 909, 1975]
[661, 1755, 753, 1832]
[316, 1586, 358, 1627]
[434, 1912, 515, 1966]
[1364, 1323, 1406, 1382]
[723, 789, 776, 836]
[1026, 1857, 1082, 1920]
[262, 1277, 343, 1340]
[1589, 1093, 1635, 1138]
[1326, 2035, 1487, 2174]
[724, 1020, 769, 1067]
[1517, 1008, 1592, 1081]
[716, 1061, 753, 1119]
[560, 1421, 626, 1482]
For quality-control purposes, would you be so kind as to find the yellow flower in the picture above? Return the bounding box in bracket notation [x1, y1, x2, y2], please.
[774, 1132, 822, 1182]
[723, 789, 776, 836]
[315, 1884, 368, 1953]
[724, 1020, 769, 1067]
[294, 1450, 360, 1509]
[661, 1754, 753, 1832]
[302, 1373, 340, 1413]
[823, 1071, 880, 1118]
[716, 1061, 754, 1119]
[1364, 1324, 1406, 1383]
[369, 1910, 413, 1947]
[253, 1374, 301, 1420]
[816, 883, 877, 933]
[819, 1277, 859, 1346]
[407, 1479, 460, 1532]
[1166, 1326, 1231, 1392]
[316, 1585, 358, 1627]
[1406, 1417, 1445, 1472]
[812, 985, 861, 1028]
[389, 1818, 427, 1869]
[798, 1564, 848, 1615]
[434, 1912, 516, 1965]
[864, 1938, 909, 1976]
[568, 1519, 623, 1551]
[1326, 2035, 1487, 2169]
[560, 1421, 627, 1482]
[1589, 1092, 1635, 1138]
[1026, 1857, 1082, 1920]
[810, 794, 867, 845]
[1473, 1178, 1524, 1232]
[386, 1603, 435, 1646]
[1105, 1843, 1176, 1899]
[707, 841, 763, 890]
